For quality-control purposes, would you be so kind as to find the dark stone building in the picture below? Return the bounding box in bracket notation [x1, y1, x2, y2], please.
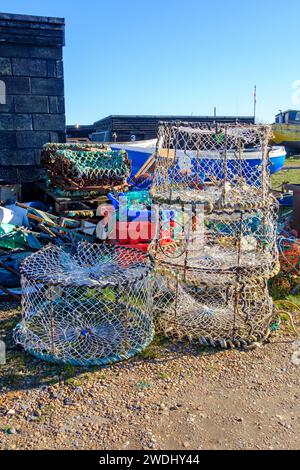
[0, 12, 66, 184]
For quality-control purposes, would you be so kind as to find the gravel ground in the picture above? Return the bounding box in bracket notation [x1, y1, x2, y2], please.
[0, 302, 299, 451]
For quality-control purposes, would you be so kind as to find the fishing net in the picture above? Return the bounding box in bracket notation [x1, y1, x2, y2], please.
[150, 200, 280, 281]
[153, 272, 273, 347]
[150, 121, 278, 347]
[14, 243, 154, 366]
[42, 143, 131, 190]
[151, 122, 272, 209]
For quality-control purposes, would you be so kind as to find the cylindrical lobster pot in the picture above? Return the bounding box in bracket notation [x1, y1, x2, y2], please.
[14, 243, 154, 366]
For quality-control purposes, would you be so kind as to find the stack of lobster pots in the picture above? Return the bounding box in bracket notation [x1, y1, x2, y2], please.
[41, 143, 131, 194]
[39, 142, 131, 227]
[149, 121, 280, 349]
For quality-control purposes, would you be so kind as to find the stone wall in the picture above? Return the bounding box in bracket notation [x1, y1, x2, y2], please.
[0, 13, 66, 184]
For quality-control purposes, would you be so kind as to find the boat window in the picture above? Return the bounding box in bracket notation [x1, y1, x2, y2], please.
[276, 114, 283, 123]
[287, 110, 300, 122]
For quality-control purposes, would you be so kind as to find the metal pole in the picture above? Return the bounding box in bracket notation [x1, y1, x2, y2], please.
[253, 85, 257, 123]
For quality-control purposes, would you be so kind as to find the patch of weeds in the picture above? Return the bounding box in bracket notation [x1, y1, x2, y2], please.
[2, 425, 12, 435]
[61, 364, 77, 380]
[62, 364, 77, 375]
[277, 311, 298, 334]
[152, 334, 170, 347]
[159, 372, 170, 380]
[97, 370, 109, 381]
[41, 404, 53, 414]
[271, 167, 300, 190]
[169, 363, 183, 373]
[269, 277, 292, 300]
[203, 363, 216, 372]
[268, 277, 300, 337]
[65, 376, 83, 387]
[38, 404, 55, 424]
[269, 276, 300, 303]
[83, 371, 96, 383]
[285, 294, 300, 307]
[264, 350, 274, 358]
[139, 346, 160, 360]
[138, 334, 169, 360]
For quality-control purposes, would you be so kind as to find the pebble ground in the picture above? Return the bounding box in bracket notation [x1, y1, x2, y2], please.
[0, 302, 299, 450]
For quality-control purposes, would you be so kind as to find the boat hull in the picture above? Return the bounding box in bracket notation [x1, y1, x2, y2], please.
[112, 142, 286, 180]
[272, 124, 300, 153]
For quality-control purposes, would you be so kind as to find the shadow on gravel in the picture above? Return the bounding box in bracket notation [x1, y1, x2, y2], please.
[0, 301, 247, 394]
[0, 303, 107, 393]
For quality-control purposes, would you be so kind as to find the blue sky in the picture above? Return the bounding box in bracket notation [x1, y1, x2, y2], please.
[1, 0, 300, 124]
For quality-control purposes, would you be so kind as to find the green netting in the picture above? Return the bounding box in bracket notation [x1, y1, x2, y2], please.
[53, 149, 130, 179]
[42, 143, 131, 189]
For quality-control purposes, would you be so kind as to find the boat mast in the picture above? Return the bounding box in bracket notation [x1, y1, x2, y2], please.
[253, 85, 257, 123]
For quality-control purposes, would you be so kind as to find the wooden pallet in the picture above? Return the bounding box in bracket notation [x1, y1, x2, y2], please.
[35, 182, 111, 216]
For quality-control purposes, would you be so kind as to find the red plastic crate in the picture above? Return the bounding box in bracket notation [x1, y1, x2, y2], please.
[115, 221, 156, 244]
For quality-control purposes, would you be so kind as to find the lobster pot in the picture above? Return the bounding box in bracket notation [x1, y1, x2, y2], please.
[14, 243, 154, 366]
[150, 200, 280, 282]
[42, 143, 131, 190]
[149, 122, 278, 348]
[153, 271, 273, 347]
[151, 122, 272, 209]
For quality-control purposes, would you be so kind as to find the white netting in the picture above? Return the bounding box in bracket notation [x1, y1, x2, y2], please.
[153, 273, 274, 347]
[150, 122, 278, 347]
[150, 202, 279, 281]
[151, 122, 272, 209]
[14, 243, 154, 366]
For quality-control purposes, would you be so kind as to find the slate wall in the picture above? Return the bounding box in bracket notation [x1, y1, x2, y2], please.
[0, 13, 66, 184]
